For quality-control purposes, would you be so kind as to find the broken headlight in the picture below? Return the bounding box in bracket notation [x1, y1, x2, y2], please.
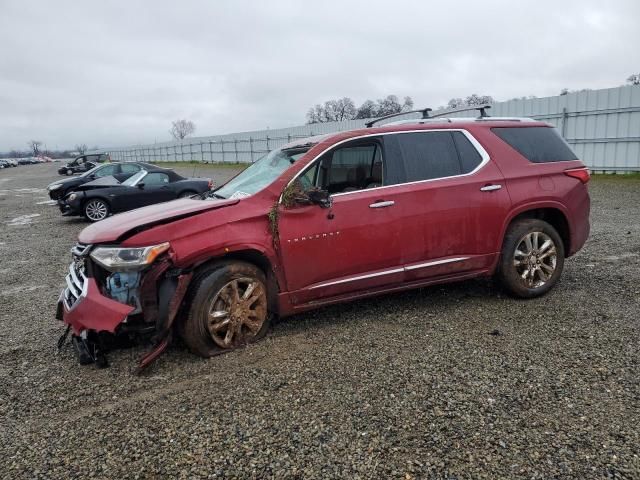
[90, 242, 170, 272]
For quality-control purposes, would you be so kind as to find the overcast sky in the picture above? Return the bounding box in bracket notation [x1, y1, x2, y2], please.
[0, 0, 638, 151]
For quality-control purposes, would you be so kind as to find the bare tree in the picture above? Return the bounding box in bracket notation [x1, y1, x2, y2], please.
[308, 95, 414, 123]
[75, 143, 88, 155]
[355, 99, 378, 119]
[627, 73, 640, 86]
[560, 88, 570, 96]
[169, 119, 196, 141]
[28, 140, 42, 156]
[444, 94, 493, 110]
[307, 97, 357, 123]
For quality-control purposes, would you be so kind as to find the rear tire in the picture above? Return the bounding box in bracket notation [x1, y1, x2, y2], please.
[180, 262, 271, 357]
[83, 198, 110, 222]
[497, 219, 565, 298]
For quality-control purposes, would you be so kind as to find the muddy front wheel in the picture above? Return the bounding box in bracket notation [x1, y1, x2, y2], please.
[180, 262, 271, 357]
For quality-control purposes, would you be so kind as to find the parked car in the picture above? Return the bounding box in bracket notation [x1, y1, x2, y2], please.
[59, 166, 212, 221]
[58, 153, 110, 175]
[17, 157, 40, 165]
[56, 111, 590, 369]
[47, 162, 157, 201]
[0, 159, 16, 168]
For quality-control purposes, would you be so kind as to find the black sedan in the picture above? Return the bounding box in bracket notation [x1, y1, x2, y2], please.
[60, 166, 213, 222]
[47, 162, 157, 201]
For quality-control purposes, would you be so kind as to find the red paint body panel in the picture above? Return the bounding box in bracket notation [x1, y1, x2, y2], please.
[63, 119, 591, 332]
[61, 278, 134, 335]
[78, 197, 239, 244]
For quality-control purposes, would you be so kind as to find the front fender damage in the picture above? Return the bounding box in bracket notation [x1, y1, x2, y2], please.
[58, 258, 194, 373]
[135, 268, 192, 373]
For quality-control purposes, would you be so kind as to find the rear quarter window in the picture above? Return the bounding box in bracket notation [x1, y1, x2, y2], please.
[492, 126, 578, 163]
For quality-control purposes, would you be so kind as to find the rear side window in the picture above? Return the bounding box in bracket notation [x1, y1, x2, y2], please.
[393, 131, 461, 181]
[452, 132, 483, 173]
[492, 126, 578, 163]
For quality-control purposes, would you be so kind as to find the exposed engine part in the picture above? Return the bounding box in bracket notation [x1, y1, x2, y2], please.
[71, 332, 109, 368]
[105, 271, 142, 314]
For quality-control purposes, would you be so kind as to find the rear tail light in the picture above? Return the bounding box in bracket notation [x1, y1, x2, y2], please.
[564, 167, 590, 184]
[207, 178, 214, 189]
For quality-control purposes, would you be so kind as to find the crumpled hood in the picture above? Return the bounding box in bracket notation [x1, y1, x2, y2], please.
[78, 197, 239, 244]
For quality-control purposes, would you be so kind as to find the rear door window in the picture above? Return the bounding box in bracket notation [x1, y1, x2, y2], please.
[492, 126, 578, 163]
[388, 131, 461, 182]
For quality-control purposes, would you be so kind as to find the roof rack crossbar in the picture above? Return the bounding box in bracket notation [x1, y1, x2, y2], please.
[365, 108, 433, 128]
[429, 104, 492, 119]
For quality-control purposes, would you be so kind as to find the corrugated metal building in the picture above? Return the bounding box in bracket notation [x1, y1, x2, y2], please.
[101, 85, 640, 171]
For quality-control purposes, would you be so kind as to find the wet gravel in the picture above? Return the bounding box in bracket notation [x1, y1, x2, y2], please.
[1, 163, 639, 479]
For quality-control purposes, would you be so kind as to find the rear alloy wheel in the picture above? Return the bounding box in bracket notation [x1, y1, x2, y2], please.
[181, 262, 271, 357]
[66, 169, 73, 175]
[83, 199, 110, 222]
[497, 219, 565, 298]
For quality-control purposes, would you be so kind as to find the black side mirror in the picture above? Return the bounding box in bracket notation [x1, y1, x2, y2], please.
[307, 189, 332, 208]
[137, 183, 145, 189]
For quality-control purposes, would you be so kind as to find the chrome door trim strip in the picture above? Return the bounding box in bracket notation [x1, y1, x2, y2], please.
[309, 267, 405, 290]
[309, 257, 470, 290]
[280, 128, 491, 204]
[404, 257, 470, 271]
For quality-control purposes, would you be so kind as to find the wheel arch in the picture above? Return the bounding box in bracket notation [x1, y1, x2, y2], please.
[188, 248, 282, 316]
[502, 204, 571, 257]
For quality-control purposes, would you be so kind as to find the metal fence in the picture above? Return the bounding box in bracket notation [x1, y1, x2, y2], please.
[98, 85, 640, 171]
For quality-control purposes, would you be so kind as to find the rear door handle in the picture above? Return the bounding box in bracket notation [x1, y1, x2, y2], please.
[480, 184, 502, 192]
[369, 200, 395, 208]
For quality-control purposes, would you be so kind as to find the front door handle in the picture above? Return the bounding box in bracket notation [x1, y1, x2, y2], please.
[369, 200, 395, 208]
[480, 184, 502, 192]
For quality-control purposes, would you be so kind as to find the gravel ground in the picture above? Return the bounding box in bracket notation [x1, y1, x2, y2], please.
[0, 163, 639, 479]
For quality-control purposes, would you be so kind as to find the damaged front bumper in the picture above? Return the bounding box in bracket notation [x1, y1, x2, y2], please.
[56, 243, 192, 372]
[57, 262, 135, 334]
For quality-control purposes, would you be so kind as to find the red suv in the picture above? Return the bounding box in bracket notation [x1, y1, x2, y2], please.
[56, 111, 590, 369]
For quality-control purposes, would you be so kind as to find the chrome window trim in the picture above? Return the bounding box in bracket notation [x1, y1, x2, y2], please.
[281, 128, 490, 202]
[309, 256, 469, 290]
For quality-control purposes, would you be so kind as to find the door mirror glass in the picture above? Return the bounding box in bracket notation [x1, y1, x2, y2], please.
[307, 188, 332, 208]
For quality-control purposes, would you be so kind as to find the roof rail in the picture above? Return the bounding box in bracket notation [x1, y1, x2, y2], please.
[429, 104, 492, 119]
[365, 108, 433, 128]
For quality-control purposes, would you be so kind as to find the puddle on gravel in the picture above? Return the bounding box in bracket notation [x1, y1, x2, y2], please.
[6, 214, 40, 226]
[14, 188, 45, 194]
[0, 285, 46, 296]
[601, 253, 639, 262]
[36, 200, 57, 205]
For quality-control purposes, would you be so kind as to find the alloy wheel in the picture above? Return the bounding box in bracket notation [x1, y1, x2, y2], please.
[207, 277, 268, 348]
[85, 200, 108, 221]
[513, 231, 557, 288]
